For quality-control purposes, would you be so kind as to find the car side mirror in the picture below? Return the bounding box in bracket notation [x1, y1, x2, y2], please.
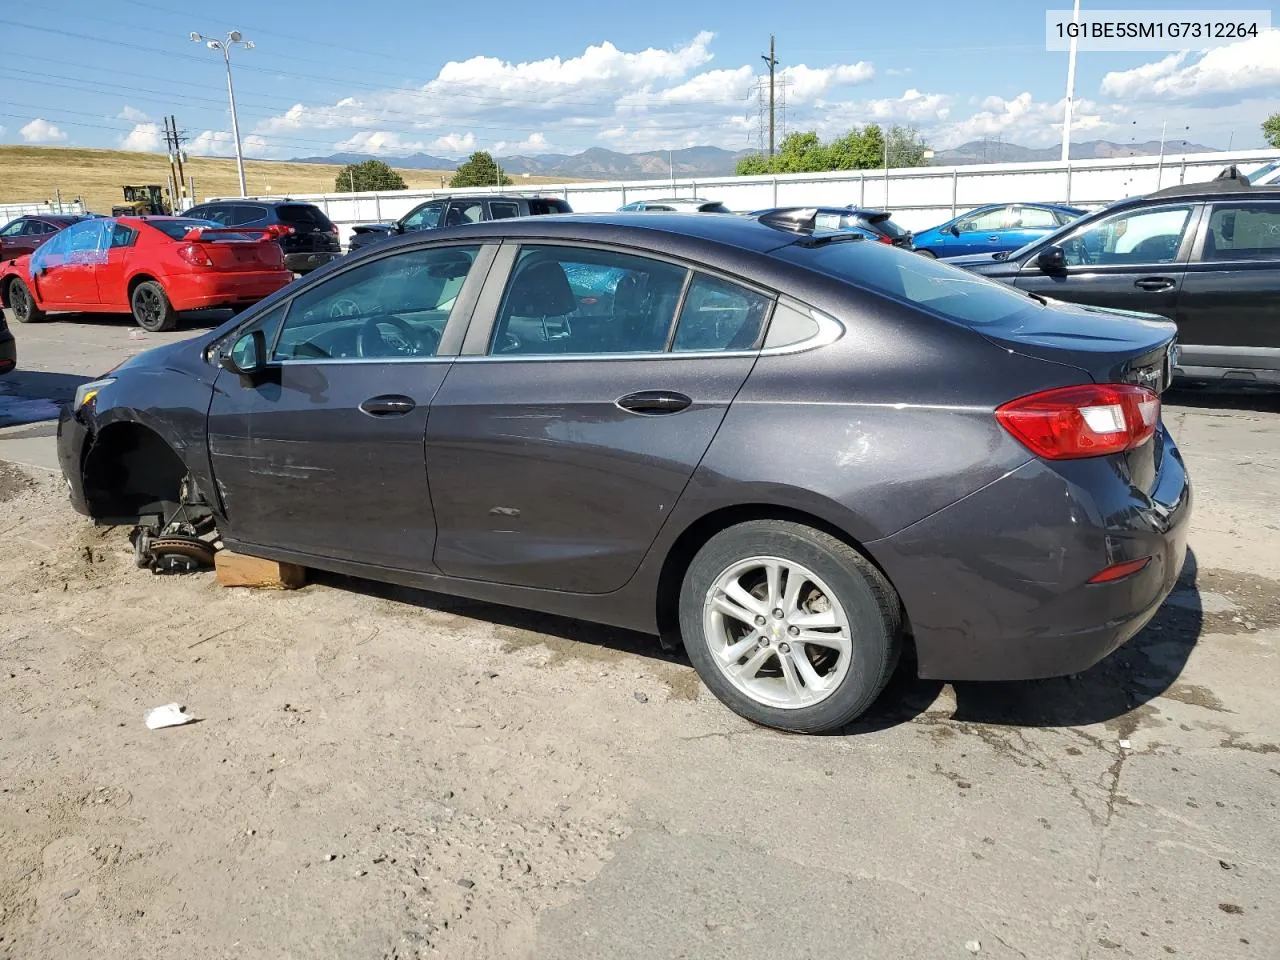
[948, 224, 961, 237]
[220, 330, 268, 379]
[1036, 245, 1067, 273]
[395, 222, 406, 234]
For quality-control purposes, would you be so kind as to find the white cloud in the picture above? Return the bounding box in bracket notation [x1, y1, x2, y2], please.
[493, 132, 551, 154]
[780, 62, 875, 101]
[886, 67, 912, 77]
[932, 92, 1122, 148]
[120, 122, 163, 152]
[20, 118, 66, 143]
[118, 105, 150, 123]
[1101, 30, 1280, 102]
[428, 132, 477, 155]
[334, 129, 427, 155]
[188, 129, 277, 158]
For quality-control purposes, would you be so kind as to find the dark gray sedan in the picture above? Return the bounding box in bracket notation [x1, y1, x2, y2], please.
[57, 211, 1191, 733]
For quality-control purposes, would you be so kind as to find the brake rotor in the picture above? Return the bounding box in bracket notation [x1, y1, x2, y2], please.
[147, 536, 217, 575]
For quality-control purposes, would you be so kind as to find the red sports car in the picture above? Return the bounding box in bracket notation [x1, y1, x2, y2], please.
[0, 216, 294, 332]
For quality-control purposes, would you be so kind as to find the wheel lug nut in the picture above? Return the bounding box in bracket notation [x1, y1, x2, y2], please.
[758, 636, 769, 647]
[772, 608, 784, 619]
[788, 625, 799, 637]
[778, 642, 790, 654]
[754, 615, 767, 626]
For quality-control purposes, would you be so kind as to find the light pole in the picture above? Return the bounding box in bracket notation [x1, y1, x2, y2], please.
[1061, 0, 1081, 164]
[190, 30, 254, 197]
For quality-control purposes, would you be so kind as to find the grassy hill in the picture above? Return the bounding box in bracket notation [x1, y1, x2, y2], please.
[0, 145, 574, 216]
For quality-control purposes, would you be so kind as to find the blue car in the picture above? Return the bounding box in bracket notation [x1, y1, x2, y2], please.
[913, 203, 1086, 258]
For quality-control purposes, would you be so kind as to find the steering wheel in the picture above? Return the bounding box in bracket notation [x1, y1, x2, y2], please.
[356, 315, 438, 358]
[329, 298, 363, 319]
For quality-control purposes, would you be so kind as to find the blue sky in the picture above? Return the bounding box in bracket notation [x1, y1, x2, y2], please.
[2, 0, 1277, 159]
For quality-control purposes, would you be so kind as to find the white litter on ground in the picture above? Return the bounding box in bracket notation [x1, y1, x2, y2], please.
[145, 703, 198, 730]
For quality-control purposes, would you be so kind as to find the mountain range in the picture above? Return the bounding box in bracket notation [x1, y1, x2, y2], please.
[292, 139, 1221, 179]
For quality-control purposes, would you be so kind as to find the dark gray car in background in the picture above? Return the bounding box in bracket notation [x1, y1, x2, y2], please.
[57, 211, 1190, 733]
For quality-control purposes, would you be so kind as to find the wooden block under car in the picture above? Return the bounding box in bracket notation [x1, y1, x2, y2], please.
[214, 550, 307, 589]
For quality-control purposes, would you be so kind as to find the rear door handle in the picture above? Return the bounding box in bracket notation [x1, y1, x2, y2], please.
[1134, 277, 1175, 292]
[359, 394, 416, 417]
[616, 390, 693, 415]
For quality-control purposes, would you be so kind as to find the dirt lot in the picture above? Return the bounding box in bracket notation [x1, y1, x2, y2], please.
[1, 316, 1279, 959]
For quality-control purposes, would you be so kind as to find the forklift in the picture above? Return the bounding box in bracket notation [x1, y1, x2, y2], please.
[111, 185, 170, 217]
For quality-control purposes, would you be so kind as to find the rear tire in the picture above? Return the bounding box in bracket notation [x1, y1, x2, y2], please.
[9, 278, 45, 323]
[131, 281, 178, 332]
[915, 248, 937, 258]
[679, 520, 901, 733]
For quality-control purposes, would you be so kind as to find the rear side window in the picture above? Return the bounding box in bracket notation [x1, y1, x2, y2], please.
[671, 274, 771, 352]
[773, 240, 1040, 329]
[233, 204, 268, 226]
[1203, 204, 1280, 261]
[1015, 207, 1059, 229]
[276, 204, 334, 229]
[110, 224, 138, 248]
[21, 220, 47, 236]
[200, 206, 235, 226]
[489, 201, 520, 220]
[529, 199, 572, 215]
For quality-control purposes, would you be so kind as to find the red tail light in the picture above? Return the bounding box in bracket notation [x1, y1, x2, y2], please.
[875, 234, 894, 244]
[1088, 556, 1152, 584]
[996, 384, 1160, 460]
[176, 243, 214, 267]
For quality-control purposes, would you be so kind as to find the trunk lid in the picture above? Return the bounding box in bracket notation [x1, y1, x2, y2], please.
[276, 203, 341, 253]
[182, 227, 285, 272]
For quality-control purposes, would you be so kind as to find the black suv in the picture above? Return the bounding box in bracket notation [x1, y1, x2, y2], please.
[181, 199, 341, 274]
[347, 194, 572, 253]
[947, 175, 1280, 386]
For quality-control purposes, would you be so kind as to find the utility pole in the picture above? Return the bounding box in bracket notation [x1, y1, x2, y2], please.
[170, 115, 187, 206]
[163, 117, 180, 212]
[163, 116, 189, 209]
[1061, 0, 1081, 163]
[761, 36, 778, 157]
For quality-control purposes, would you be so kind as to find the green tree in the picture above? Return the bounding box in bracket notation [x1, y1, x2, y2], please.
[733, 124, 926, 176]
[450, 151, 512, 188]
[334, 159, 407, 192]
[1263, 112, 1280, 149]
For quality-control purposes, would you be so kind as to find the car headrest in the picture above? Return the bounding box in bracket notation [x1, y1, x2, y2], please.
[505, 260, 578, 318]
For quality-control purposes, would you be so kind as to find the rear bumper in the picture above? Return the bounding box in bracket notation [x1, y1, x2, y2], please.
[166, 270, 293, 311]
[0, 328, 15, 375]
[284, 251, 340, 273]
[869, 426, 1192, 681]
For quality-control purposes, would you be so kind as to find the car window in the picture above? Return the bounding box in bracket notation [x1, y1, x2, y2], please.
[232, 204, 268, 226]
[272, 244, 481, 361]
[529, 199, 572, 214]
[772, 239, 1041, 330]
[21, 220, 47, 236]
[0, 220, 24, 237]
[200, 205, 235, 226]
[1053, 209, 1081, 226]
[671, 274, 771, 352]
[697, 202, 730, 213]
[445, 201, 484, 227]
[488, 201, 520, 220]
[1061, 205, 1192, 267]
[110, 224, 138, 248]
[1015, 207, 1059, 229]
[960, 207, 1010, 232]
[490, 245, 688, 356]
[646, 205, 674, 212]
[277, 204, 333, 229]
[1246, 161, 1280, 184]
[1202, 204, 1280, 261]
[184, 206, 207, 220]
[402, 202, 444, 231]
[145, 219, 221, 241]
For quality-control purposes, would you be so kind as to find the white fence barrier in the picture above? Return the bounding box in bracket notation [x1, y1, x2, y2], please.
[0, 199, 89, 221]
[209, 148, 1279, 248]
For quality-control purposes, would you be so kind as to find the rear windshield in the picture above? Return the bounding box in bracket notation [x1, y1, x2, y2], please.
[857, 213, 911, 238]
[698, 202, 730, 213]
[276, 204, 334, 228]
[773, 240, 1040, 328]
[144, 219, 258, 242]
[529, 199, 572, 215]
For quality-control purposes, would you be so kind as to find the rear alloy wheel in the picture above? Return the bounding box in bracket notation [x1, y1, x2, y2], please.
[131, 280, 178, 332]
[915, 249, 937, 258]
[9, 278, 45, 323]
[679, 520, 901, 733]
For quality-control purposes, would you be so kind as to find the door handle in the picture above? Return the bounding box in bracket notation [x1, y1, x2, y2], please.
[987, 235, 1000, 241]
[1134, 277, 1175, 292]
[616, 390, 693, 416]
[359, 394, 416, 417]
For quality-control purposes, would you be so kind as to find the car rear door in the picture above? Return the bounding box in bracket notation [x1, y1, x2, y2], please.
[94, 221, 139, 309]
[1004, 205, 1061, 250]
[424, 242, 773, 594]
[1175, 198, 1280, 373]
[206, 241, 496, 570]
[1012, 202, 1198, 322]
[950, 206, 1013, 256]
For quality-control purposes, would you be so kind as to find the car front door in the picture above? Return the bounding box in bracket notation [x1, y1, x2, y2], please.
[424, 242, 773, 593]
[949, 206, 1012, 256]
[1012, 202, 1198, 322]
[1175, 199, 1280, 372]
[399, 201, 445, 235]
[0, 219, 25, 261]
[30, 218, 109, 308]
[206, 241, 495, 570]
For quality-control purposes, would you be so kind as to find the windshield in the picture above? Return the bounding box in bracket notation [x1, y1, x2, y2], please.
[277, 204, 334, 228]
[772, 238, 1042, 328]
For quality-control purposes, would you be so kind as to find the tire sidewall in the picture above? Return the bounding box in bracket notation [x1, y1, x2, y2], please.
[680, 522, 896, 733]
[11, 279, 39, 322]
[131, 282, 175, 332]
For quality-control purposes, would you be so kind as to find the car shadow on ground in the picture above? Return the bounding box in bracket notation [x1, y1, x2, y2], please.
[0, 370, 92, 428]
[1166, 384, 1280, 414]
[847, 549, 1205, 733]
[29, 309, 232, 331]
[322, 549, 1205, 737]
